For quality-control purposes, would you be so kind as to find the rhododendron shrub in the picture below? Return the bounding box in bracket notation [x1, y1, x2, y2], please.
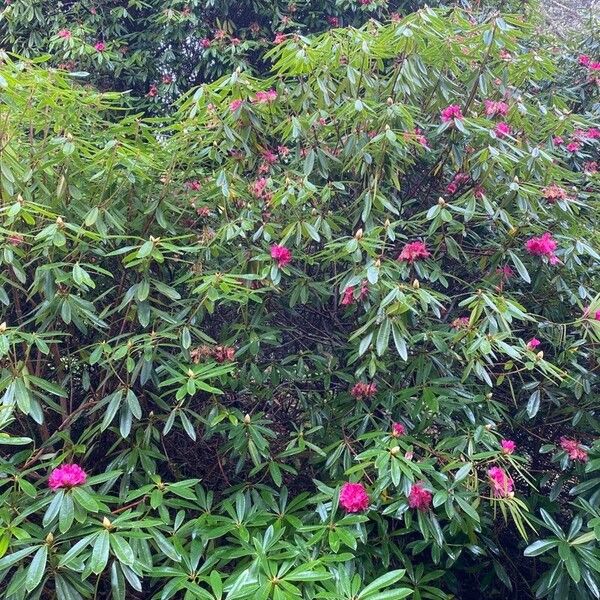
[0, 10, 599, 600]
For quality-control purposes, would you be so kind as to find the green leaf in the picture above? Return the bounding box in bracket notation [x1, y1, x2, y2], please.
[90, 530, 110, 575]
[25, 546, 47, 592]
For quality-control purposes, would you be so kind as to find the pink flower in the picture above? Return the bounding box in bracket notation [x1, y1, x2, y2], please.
[94, 41, 106, 52]
[273, 33, 286, 44]
[451, 317, 470, 330]
[270, 244, 292, 268]
[589, 61, 600, 71]
[58, 29, 72, 39]
[582, 128, 600, 139]
[579, 54, 591, 66]
[526, 337, 541, 350]
[494, 122, 511, 137]
[214, 346, 235, 362]
[185, 180, 202, 191]
[501, 439, 516, 454]
[359, 0, 372, 4]
[350, 382, 377, 399]
[446, 172, 470, 194]
[484, 99, 509, 117]
[584, 161, 598, 174]
[49, 464, 87, 491]
[391, 422, 406, 437]
[7, 233, 23, 246]
[552, 136, 564, 146]
[566, 141, 581, 153]
[408, 483, 432, 511]
[341, 285, 355, 306]
[339, 482, 369, 512]
[488, 466, 514, 497]
[595, 310, 600, 321]
[147, 84, 158, 98]
[327, 16, 340, 27]
[253, 89, 278, 104]
[440, 104, 463, 122]
[542, 184, 569, 203]
[497, 265, 514, 279]
[525, 232, 557, 259]
[229, 99, 243, 112]
[560, 437, 588, 462]
[262, 150, 278, 165]
[200, 37, 211, 49]
[250, 177, 269, 199]
[397, 241, 430, 263]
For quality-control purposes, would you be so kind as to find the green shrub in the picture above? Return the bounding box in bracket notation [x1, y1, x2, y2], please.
[0, 8, 599, 599]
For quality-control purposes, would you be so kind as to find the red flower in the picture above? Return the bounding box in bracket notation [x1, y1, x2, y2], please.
[488, 466, 514, 497]
[49, 464, 87, 490]
[560, 437, 588, 462]
[525, 233, 558, 259]
[397, 241, 430, 263]
[494, 122, 511, 137]
[327, 16, 340, 27]
[339, 482, 370, 512]
[185, 180, 202, 191]
[214, 346, 235, 362]
[391, 422, 406, 437]
[273, 33, 286, 44]
[408, 483, 432, 511]
[496, 265, 513, 280]
[501, 439, 516, 454]
[341, 285, 355, 306]
[440, 104, 463, 122]
[270, 244, 292, 268]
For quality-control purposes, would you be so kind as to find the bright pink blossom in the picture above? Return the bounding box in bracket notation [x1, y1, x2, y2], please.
[596, 310, 600, 321]
[542, 184, 569, 203]
[494, 122, 511, 137]
[525, 233, 557, 259]
[497, 265, 514, 279]
[327, 16, 340, 27]
[579, 54, 591, 66]
[229, 99, 243, 112]
[408, 483, 432, 511]
[273, 33, 286, 44]
[560, 437, 588, 462]
[552, 136, 564, 146]
[484, 99, 509, 117]
[147, 84, 158, 98]
[94, 41, 106, 52]
[440, 104, 463, 122]
[501, 439, 516, 454]
[58, 29, 72, 39]
[339, 482, 369, 512]
[200, 37, 211, 48]
[49, 464, 87, 490]
[589, 62, 600, 71]
[526, 338, 541, 350]
[566, 141, 581, 153]
[446, 172, 470, 194]
[270, 244, 292, 268]
[488, 466, 514, 497]
[185, 180, 202, 191]
[351, 382, 377, 399]
[253, 89, 278, 104]
[398, 241, 430, 263]
[391, 422, 406, 437]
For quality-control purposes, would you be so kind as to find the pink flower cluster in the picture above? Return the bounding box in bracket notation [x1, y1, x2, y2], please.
[560, 437, 588, 462]
[578, 55, 600, 70]
[326, 16, 340, 27]
[341, 281, 369, 306]
[213, 346, 235, 362]
[94, 41, 106, 52]
[270, 244, 292, 268]
[497, 265, 514, 280]
[253, 89, 278, 104]
[494, 122, 511, 137]
[484, 99, 509, 117]
[408, 483, 432, 511]
[446, 172, 470, 194]
[249, 177, 272, 201]
[542, 184, 569, 203]
[451, 316, 470, 330]
[49, 464, 87, 490]
[339, 482, 369, 512]
[350, 381, 377, 399]
[391, 422, 406, 437]
[185, 180, 202, 191]
[229, 99, 243, 112]
[526, 337, 541, 350]
[525, 233, 559, 264]
[397, 241, 430, 263]
[501, 439, 516, 454]
[58, 29, 72, 39]
[488, 466, 514, 497]
[440, 104, 463, 122]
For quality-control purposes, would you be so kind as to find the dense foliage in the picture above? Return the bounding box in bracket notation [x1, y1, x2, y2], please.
[0, 6, 599, 600]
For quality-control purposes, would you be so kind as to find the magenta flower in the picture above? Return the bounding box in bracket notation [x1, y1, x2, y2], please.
[270, 244, 292, 268]
[408, 483, 432, 511]
[397, 241, 430, 263]
[229, 99, 243, 112]
[440, 104, 463, 122]
[391, 422, 406, 437]
[339, 482, 369, 512]
[253, 89, 278, 104]
[579, 54, 591, 66]
[497, 265, 514, 280]
[526, 338, 541, 350]
[595, 310, 600, 321]
[488, 466, 514, 497]
[49, 464, 87, 491]
[560, 437, 588, 462]
[350, 382, 377, 400]
[484, 99, 509, 117]
[200, 37, 211, 49]
[94, 41, 106, 52]
[341, 286, 355, 306]
[525, 232, 558, 259]
[58, 29, 72, 39]
[552, 135, 564, 145]
[494, 122, 511, 137]
[501, 439, 516, 454]
[566, 141, 580, 153]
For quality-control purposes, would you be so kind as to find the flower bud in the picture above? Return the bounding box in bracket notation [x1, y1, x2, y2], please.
[412, 279, 420, 289]
[243, 413, 251, 424]
[354, 228, 363, 240]
[0, 322, 6, 333]
[56, 216, 65, 227]
[187, 369, 195, 378]
[386, 97, 393, 106]
[375, 258, 381, 268]
[45, 532, 54, 545]
[385, 124, 390, 131]
[404, 451, 413, 460]
[384, 219, 391, 228]
[103, 517, 112, 529]
[390, 446, 401, 455]
[536, 351, 544, 361]
[438, 197, 446, 206]
[508, 491, 515, 499]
